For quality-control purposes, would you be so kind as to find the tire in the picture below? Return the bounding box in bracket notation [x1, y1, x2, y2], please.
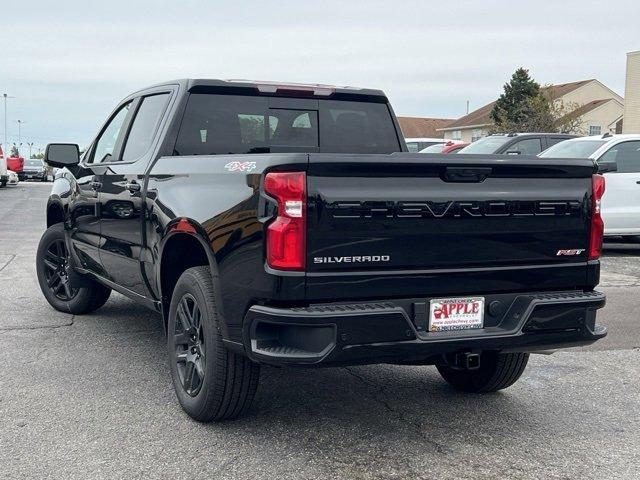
[167, 266, 260, 422]
[436, 351, 529, 393]
[0, 180, 6, 188]
[36, 223, 111, 314]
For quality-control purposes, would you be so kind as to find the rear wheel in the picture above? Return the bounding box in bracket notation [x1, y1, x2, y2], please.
[36, 223, 111, 314]
[436, 351, 529, 393]
[168, 266, 260, 422]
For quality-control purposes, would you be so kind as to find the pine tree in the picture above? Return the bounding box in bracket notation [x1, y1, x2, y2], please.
[490, 68, 556, 132]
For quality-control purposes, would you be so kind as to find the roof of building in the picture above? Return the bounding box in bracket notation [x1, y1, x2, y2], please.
[397, 117, 454, 138]
[558, 98, 613, 122]
[441, 79, 596, 131]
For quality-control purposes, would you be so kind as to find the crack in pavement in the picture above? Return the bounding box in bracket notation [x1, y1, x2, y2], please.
[0, 254, 16, 273]
[0, 315, 75, 331]
[343, 366, 454, 454]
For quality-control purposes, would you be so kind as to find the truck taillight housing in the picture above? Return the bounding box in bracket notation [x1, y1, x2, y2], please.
[264, 172, 306, 271]
[589, 174, 605, 260]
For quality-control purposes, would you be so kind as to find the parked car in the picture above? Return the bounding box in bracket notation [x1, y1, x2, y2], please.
[0, 146, 7, 187]
[539, 134, 640, 239]
[22, 158, 47, 181]
[7, 170, 19, 185]
[6, 155, 24, 179]
[457, 133, 577, 155]
[442, 142, 469, 153]
[419, 141, 465, 153]
[39, 79, 606, 422]
[405, 137, 452, 152]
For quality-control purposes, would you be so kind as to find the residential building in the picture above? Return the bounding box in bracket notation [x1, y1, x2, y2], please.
[439, 79, 624, 142]
[397, 117, 454, 139]
[623, 51, 640, 133]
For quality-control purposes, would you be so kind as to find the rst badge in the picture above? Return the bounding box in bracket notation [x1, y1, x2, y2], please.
[556, 249, 585, 256]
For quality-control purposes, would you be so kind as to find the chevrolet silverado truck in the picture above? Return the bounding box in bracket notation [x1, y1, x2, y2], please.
[38, 79, 607, 422]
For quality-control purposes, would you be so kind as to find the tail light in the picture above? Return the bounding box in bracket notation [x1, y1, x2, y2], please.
[589, 174, 605, 260]
[264, 172, 306, 270]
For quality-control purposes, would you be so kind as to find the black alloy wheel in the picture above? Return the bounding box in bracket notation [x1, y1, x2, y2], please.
[173, 293, 206, 397]
[42, 239, 78, 301]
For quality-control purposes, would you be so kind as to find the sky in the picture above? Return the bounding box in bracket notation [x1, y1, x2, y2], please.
[0, 0, 638, 153]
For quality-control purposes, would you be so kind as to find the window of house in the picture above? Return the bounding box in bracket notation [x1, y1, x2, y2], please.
[451, 130, 462, 141]
[589, 125, 602, 136]
[471, 129, 484, 142]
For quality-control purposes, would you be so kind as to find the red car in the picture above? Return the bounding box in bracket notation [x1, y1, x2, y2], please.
[442, 141, 469, 153]
[7, 155, 24, 176]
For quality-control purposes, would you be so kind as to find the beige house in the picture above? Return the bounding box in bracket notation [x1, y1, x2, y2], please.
[439, 79, 624, 142]
[397, 117, 454, 138]
[623, 51, 640, 133]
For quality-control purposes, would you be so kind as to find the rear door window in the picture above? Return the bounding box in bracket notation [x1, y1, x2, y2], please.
[122, 93, 170, 162]
[600, 141, 640, 172]
[507, 138, 542, 155]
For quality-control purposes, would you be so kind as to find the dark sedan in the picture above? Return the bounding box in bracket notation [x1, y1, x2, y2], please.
[22, 159, 47, 181]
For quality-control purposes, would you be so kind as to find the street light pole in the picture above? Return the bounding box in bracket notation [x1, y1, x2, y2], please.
[16, 119, 26, 144]
[2, 93, 15, 155]
[26, 142, 35, 159]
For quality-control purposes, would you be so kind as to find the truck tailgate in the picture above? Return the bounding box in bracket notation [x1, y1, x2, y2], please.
[305, 153, 597, 299]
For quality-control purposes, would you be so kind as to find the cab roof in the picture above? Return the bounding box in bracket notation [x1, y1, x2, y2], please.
[143, 79, 388, 101]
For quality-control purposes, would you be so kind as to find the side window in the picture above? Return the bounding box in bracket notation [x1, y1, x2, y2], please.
[89, 102, 132, 164]
[547, 137, 568, 148]
[406, 142, 419, 152]
[509, 138, 542, 155]
[122, 93, 170, 162]
[601, 141, 640, 173]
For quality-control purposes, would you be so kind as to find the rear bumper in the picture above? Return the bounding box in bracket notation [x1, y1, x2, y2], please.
[20, 171, 44, 179]
[242, 290, 606, 366]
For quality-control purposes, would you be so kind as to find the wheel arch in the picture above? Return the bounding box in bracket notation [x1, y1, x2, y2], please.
[158, 219, 223, 334]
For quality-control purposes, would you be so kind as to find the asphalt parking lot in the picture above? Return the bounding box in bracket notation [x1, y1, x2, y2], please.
[0, 182, 638, 480]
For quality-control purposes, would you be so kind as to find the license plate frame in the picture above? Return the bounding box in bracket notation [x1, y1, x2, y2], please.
[428, 296, 485, 332]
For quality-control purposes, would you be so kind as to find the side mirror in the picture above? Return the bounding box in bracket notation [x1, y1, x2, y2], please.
[44, 143, 80, 168]
[597, 160, 617, 174]
[505, 150, 522, 155]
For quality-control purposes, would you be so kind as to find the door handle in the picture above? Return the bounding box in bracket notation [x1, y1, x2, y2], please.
[125, 181, 141, 193]
[636, 181, 640, 185]
[90, 180, 102, 190]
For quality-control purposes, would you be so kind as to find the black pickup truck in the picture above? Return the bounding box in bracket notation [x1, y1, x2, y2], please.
[38, 79, 607, 422]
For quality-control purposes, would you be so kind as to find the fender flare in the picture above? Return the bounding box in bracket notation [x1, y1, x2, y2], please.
[157, 218, 228, 337]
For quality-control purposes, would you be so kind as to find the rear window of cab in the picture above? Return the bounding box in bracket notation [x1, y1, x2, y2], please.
[173, 94, 401, 155]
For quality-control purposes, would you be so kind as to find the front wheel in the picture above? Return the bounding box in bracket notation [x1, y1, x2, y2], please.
[36, 223, 111, 314]
[167, 266, 260, 422]
[437, 351, 529, 393]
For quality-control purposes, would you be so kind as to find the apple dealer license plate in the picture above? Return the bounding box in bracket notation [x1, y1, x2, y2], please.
[428, 297, 485, 332]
